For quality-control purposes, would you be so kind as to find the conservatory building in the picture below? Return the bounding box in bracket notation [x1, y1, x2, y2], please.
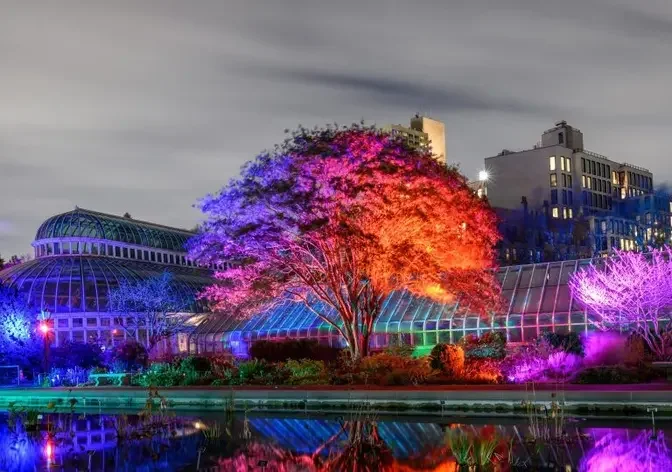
[190, 258, 597, 357]
[0, 208, 214, 350]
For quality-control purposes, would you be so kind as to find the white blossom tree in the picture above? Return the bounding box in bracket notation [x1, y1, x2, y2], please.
[108, 272, 196, 353]
[569, 248, 672, 360]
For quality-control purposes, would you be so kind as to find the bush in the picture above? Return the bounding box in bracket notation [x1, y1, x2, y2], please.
[139, 363, 182, 387]
[105, 341, 148, 372]
[234, 360, 287, 385]
[459, 332, 506, 360]
[285, 359, 328, 385]
[500, 345, 547, 383]
[574, 366, 662, 384]
[51, 342, 104, 369]
[384, 334, 414, 358]
[429, 343, 465, 377]
[583, 332, 627, 367]
[359, 353, 432, 386]
[463, 358, 503, 384]
[250, 339, 342, 363]
[540, 332, 584, 356]
[546, 351, 583, 379]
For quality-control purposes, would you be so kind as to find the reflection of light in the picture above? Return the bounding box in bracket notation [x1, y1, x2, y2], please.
[193, 421, 205, 430]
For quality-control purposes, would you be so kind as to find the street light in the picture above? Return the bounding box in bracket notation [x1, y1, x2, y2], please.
[39, 322, 50, 335]
[38, 318, 53, 374]
[478, 170, 489, 181]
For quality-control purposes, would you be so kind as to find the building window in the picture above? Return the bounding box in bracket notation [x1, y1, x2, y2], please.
[552, 207, 559, 218]
[560, 157, 566, 171]
[115, 246, 121, 257]
[563, 207, 568, 219]
[151, 252, 156, 262]
[123, 248, 129, 258]
[550, 174, 557, 187]
[558, 132, 564, 144]
[582, 176, 587, 188]
[612, 171, 618, 185]
[582, 158, 586, 172]
[551, 189, 558, 204]
[87, 318, 97, 327]
[57, 319, 69, 328]
[144, 250, 149, 260]
[568, 208, 573, 218]
[549, 156, 556, 171]
[72, 318, 83, 328]
[565, 158, 571, 172]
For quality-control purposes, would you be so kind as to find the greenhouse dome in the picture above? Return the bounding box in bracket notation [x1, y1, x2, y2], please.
[0, 208, 215, 348]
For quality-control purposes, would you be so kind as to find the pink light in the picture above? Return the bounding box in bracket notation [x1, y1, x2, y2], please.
[45, 441, 54, 460]
[39, 322, 50, 335]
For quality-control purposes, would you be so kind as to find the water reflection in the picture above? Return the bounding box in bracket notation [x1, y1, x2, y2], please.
[0, 409, 671, 471]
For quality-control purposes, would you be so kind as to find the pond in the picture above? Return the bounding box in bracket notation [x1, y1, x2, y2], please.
[1, 404, 671, 471]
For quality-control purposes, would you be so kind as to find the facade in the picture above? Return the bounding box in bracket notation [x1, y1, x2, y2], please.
[0, 208, 214, 350]
[190, 258, 595, 357]
[383, 114, 446, 164]
[480, 121, 670, 264]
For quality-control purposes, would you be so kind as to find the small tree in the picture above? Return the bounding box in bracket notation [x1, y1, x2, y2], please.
[191, 124, 501, 360]
[0, 284, 41, 373]
[569, 248, 672, 360]
[108, 272, 196, 353]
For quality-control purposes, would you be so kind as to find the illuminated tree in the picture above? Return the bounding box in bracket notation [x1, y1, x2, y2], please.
[108, 272, 196, 353]
[191, 124, 501, 360]
[569, 248, 672, 360]
[0, 284, 41, 372]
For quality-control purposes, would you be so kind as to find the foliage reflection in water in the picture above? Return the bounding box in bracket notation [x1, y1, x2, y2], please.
[1, 405, 672, 471]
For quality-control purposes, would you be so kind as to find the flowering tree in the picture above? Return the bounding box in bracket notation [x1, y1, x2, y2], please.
[108, 272, 196, 353]
[190, 124, 501, 360]
[569, 248, 672, 360]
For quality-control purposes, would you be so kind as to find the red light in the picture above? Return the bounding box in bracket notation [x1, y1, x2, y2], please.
[45, 441, 53, 459]
[39, 323, 49, 335]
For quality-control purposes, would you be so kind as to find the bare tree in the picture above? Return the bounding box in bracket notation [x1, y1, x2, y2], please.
[108, 272, 196, 353]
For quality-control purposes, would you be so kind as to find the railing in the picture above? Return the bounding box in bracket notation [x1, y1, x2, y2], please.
[582, 150, 651, 174]
[620, 162, 652, 174]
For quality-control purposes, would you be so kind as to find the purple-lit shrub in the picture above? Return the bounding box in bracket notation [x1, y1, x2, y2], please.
[546, 351, 583, 379]
[583, 332, 627, 367]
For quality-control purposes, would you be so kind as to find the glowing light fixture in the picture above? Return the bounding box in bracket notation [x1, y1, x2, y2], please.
[478, 170, 489, 181]
[39, 322, 50, 335]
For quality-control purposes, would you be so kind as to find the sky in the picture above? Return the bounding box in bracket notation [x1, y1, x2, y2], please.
[2, 0, 672, 257]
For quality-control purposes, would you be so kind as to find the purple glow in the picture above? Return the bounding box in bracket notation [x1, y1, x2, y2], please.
[580, 430, 672, 472]
[583, 332, 627, 367]
[570, 248, 672, 359]
[547, 351, 582, 378]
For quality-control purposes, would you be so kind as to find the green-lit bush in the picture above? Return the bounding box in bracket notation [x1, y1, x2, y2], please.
[285, 359, 328, 385]
[459, 332, 506, 360]
[233, 359, 287, 385]
[359, 353, 432, 386]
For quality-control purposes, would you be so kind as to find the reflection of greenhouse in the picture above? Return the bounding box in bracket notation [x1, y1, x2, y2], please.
[191, 259, 596, 355]
[0, 208, 214, 348]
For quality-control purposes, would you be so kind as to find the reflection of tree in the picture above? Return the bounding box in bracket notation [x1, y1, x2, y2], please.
[317, 421, 396, 472]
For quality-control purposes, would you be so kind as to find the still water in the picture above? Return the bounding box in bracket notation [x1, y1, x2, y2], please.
[0, 408, 671, 471]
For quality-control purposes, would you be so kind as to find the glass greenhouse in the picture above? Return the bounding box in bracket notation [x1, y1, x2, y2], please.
[189, 258, 596, 356]
[0, 208, 213, 348]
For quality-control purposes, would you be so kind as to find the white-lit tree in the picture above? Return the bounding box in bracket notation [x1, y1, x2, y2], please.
[108, 272, 196, 353]
[569, 248, 672, 360]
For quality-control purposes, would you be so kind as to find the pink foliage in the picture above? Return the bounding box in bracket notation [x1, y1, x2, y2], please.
[580, 430, 672, 472]
[582, 332, 627, 367]
[570, 248, 672, 360]
[546, 351, 582, 379]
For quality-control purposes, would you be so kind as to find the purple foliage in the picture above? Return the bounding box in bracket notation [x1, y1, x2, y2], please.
[580, 430, 672, 471]
[546, 351, 583, 379]
[583, 332, 627, 367]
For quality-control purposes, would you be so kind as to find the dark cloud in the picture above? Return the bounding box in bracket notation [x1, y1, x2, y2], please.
[1, 0, 672, 257]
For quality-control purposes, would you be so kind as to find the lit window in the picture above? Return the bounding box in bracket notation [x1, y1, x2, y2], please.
[566, 158, 571, 172]
[560, 157, 565, 171]
[550, 174, 557, 187]
[549, 156, 556, 171]
[568, 208, 573, 218]
[582, 176, 587, 188]
[612, 171, 618, 185]
[563, 207, 568, 219]
[552, 207, 559, 218]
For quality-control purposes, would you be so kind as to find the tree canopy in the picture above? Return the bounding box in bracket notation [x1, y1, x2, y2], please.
[570, 248, 672, 360]
[190, 124, 501, 359]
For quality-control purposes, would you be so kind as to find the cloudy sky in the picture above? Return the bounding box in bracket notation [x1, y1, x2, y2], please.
[2, 0, 672, 257]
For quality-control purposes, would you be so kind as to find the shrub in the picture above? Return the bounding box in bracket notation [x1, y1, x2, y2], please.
[46, 367, 90, 387]
[624, 334, 650, 366]
[51, 342, 104, 369]
[359, 353, 432, 385]
[384, 334, 415, 358]
[106, 341, 148, 372]
[500, 345, 547, 383]
[540, 332, 583, 356]
[546, 351, 583, 379]
[429, 343, 465, 377]
[574, 366, 662, 384]
[139, 363, 182, 387]
[459, 332, 506, 360]
[250, 339, 341, 363]
[464, 358, 503, 384]
[235, 360, 287, 385]
[583, 332, 627, 367]
[285, 359, 328, 385]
